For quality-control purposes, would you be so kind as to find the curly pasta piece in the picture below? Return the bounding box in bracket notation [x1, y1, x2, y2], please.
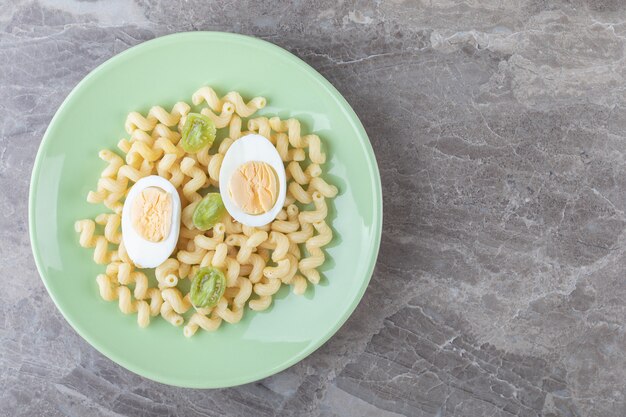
[103, 193, 125, 215]
[146, 287, 163, 316]
[92, 236, 111, 264]
[117, 285, 137, 314]
[207, 153, 223, 184]
[117, 138, 132, 154]
[275, 209, 288, 221]
[299, 221, 333, 284]
[161, 288, 192, 314]
[286, 119, 307, 148]
[289, 148, 306, 162]
[148, 102, 190, 127]
[254, 277, 281, 297]
[222, 215, 243, 234]
[153, 136, 184, 158]
[177, 244, 207, 265]
[184, 312, 222, 337]
[269, 231, 289, 262]
[107, 262, 149, 299]
[305, 164, 322, 178]
[215, 298, 244, 323]
[308, 177, 338, 198]
[268, 116, 289, 132]
[95, 213, 121, 244]
[213, 222, 226, 240]
[248, 117, 272, 140]
[249, 295, 272, 311]
[97, 274, 154, 327]
[125, 103, 188, 136]
[192, 86, 226, 111]
[218, 137, 234, 155]
[178, 262, 191, 279]
[97, 176, 129, 195]
[233, 277, 253, 308]
[271, 204, 300, 233]
[288, 182, 312, 204]
[229, 114, 243, 140]
[271, 220, 299, 235]
[275, 132, 289, 161]
[136, 301, 151, 328]
[96, 274, 118, 301]
[126, 140, 162, 165]
[289, 242, 302, 260]
[152, 123, 182, 143]
[75, 220, 96, 248]
[282, 253, 299, 284]
[307, 220, 333, 250]
[243, 224, 270, 236]
[129, 128, 155, 147]
[125, 112, 157, 134]
[180, 157, 207, 203]
[160, 301, 184, 327]
[155, 258, 179, 289]
[226, 231, 268, 263]
[157, 154, 185, 188]
[199, 250, 215, 268]
[194, 234, 220, 251]
[263, 258, 290, 280]
[292, 274, 307, 295]
[200, 102, 235, 128]
[87, 188, 107, 204]
[211, 242, 228, 268]
[224, 257, 241, 287]
[244, 253, 265, 284]
[98, 150, 124, 178]
[117, 163, 152, 183]
[156, 152, 176, 177]
[195, 145, 212, 168]
[298, 192, 327, 224]
[288, 221, 313, 244]
[224, 91, 266, 117]
[193, 224, 225, 252]
[117, 240, 133, 265]
[303, 134, 326, 164]
[287, 161, 311, 185]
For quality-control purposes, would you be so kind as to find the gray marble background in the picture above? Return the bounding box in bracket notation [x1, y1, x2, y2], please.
[2, 0, 626, 416]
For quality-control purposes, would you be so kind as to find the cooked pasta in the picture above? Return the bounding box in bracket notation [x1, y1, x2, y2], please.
[75, 86, 337, 336]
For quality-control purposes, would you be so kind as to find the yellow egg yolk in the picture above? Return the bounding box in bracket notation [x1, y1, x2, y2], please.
[130, 187, 172, 242]
[228, 161, 278, 215]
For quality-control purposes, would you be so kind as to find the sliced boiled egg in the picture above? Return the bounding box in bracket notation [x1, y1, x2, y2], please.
[219, 134, 287, 227]
[121, 175, 181, 268]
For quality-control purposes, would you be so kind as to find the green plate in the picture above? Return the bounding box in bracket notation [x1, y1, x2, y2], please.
[29, 32, 382, 388]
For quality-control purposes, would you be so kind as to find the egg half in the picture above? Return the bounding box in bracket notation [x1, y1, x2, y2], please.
[219, 134, 287, 227]
[121, 175, 181, 268]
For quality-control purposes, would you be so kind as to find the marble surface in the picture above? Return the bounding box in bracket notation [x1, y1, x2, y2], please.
[2, 0, 626, 416]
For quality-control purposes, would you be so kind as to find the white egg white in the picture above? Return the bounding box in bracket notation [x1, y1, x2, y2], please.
[219, 134, 287, 227]
[121, 175, 181, 268]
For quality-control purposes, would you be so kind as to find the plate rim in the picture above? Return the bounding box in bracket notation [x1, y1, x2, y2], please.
[28, 31, 383, 388]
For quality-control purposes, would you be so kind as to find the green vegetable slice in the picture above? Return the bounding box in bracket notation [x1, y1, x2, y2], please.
[181, 113, 216, 153]
[193, 193, 226, 231]
[190, 267, 226, 309]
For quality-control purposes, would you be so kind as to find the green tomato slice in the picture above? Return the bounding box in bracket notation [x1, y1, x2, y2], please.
[181, 113, 216, 153]
[190, 267, 226, 309]
[192, 193, 226, 231]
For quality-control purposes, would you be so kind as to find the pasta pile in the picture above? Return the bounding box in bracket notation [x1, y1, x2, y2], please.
[74, 86, 338, 336]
